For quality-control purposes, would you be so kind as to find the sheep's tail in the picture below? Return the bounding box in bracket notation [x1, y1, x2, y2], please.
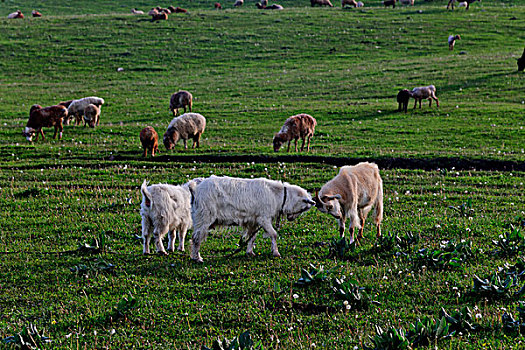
[141, 180, 152, 207]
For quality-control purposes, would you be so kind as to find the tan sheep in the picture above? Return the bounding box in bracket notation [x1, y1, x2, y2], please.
[314, 162, 383, 243]
[140, 126, 159, 157]
[273, 114, 317, 152]
[311, 0, 334, 6]
[163, 113, 206, 150]
[83, 104, 100, 128]
[411, 85, 439, 109]
[169, 91, 193, 117]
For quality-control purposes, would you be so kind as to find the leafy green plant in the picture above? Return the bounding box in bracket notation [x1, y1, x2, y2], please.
[448, 199, 474, 217]
[492, 225, 525, 257]
[327, 237, 355, 259]
[202, 331, 263, 350]
[471, 274, 523, 299]
[332, 276, 376, 311]
[440, 307, 478, 334]
[502, 302, 525, 335]
[366, 325, 409, 350]
[294, 264, 329, 287]
[1, 324, 52, 349]
[76, 232, 108, 255]
[405, 316, 450, 348]
[415, 240, 473, 270]
[112, 293, 138, 321]
[70, 259, 116, 275]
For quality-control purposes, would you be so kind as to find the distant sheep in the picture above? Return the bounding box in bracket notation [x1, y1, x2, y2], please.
[140, 126, 159, 157]
[399, 0, 413, 5]
[411, 85, 439, 109]
[131, 8, 144, 14]
[448, 34, 461, 50]
[173, 7, 188, 13]
[83, 104, 100, 128]
[7, 10, 24, 19]
[163, 113, 206, 150]
[32, 10, 42, 17]
[382, 0, 396, 8]
[234, 0, 244, 7]
[397, 89, 412, 113]
[169, 90, 193, 117]
[148, 8, 159, 15]
[356, 1, 364, 6]
[256, 2, 284, 9]
[342, 0, 357, 7]
[23, 104, 68, 142]
[151, 12, 168, 21]
[517, 47, 525, 72]
[67, 96, 105, 126]
[273, 114, 317, 152]
[168, 6, 177, 13]
[140, 179, 198, 255]
[314, 162, 383, 243]
[447, 0, 479, 10]
[215, 2, 223, 9]
[311, 0, 334, 7]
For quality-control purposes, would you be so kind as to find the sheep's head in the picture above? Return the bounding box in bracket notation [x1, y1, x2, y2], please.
[314, 192, 343, 219]
[22, 127, 36, 142]
[272, 134, 286, 152]
[163, 128, 179, 150]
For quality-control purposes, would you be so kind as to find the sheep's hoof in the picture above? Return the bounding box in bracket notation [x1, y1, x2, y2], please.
[273, 251, 281, 258]
[191, 257, 204, 263]
[157, 251, 169, 256]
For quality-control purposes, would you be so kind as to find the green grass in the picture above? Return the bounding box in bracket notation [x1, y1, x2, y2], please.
[0, 0, 524, 348]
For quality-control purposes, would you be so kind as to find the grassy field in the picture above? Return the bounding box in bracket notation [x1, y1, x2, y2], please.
[0, 0, 524, 348]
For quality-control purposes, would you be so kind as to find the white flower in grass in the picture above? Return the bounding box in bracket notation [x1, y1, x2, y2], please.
[293, 294, 299, 299]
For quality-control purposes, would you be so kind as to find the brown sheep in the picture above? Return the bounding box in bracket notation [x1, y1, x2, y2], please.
[311, 0, 334, 7]
[140, 126, 159, 157]
[83, 104, 100, 128]
[32, 10, 42, 17]
[151, 12, 168, 21]
[215, 2, 223, 9]
[397, 89, 412, 113]
[169, 91, 193, 117]
[382, 0, 396, 7]
[23, 105, 68, 142]
[8, 10, 24, 19]
[273, 114, 317, 152]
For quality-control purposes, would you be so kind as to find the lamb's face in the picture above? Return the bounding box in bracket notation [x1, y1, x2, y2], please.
[286, 188, 315, 221]
[273, 135, 285, 152]
[314, 194, 343, 219]
[22, 127, 35, 142]
[163, 130, 179, 150]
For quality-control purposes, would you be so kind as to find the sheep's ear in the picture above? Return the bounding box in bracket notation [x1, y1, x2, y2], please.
[325, 194, 342, 201]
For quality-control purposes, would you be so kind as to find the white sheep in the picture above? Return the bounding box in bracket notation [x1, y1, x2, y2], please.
[140, 179, 199, 255]
[7, 10, 24, 19]
[273, 114, 317, 152]
[411, 85, 439, 109]
[163, 113, 206, 150]
[67, 96, 105, 126]
[83, 104, 100, 128]
[314, 162, 383, 243]
[131, 8, 144, 14]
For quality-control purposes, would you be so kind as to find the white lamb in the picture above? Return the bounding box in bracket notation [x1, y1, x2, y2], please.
[140, 179, 202, 255]
[67, 96, 105, 126]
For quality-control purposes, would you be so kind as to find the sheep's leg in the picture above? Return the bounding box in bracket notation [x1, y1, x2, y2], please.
[167, 230, 176, 252]
[39, 129, 45, 141]
[294, 138, 298, 152]
[195, 133, 201, 148]
[258, 219, 281, 258]
[245, 226, 259, 257]
[357, 209, 369, 240]
[153, 225, 170, 255]
[433, 95, 439, 108]
[306, 135, 312, 152]
[177, 224, 189, 252]
[190, 227, 208, 262]
[286, 140, 291, 152]
[141, 216, 153, 254]
[428, 98, 432, 108]
[337, 217, 346, 238]
[183, 139, 188, 149]
[143, 148, 148, 157]
[419, 99, 422, 109]
[300, 137, 306, 152]
[413, 99, 417, 109]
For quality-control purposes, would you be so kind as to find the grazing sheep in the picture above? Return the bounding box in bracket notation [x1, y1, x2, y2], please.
[234, 0, 244, 7]
[517, 47, 525, 72]
[23, 105, 68, 142]
[173, 7, 188, 13]
[382, 0, 396, 7]
[342, 0, 357, 7]
[311, 0, 334, 7]
[140, 179, 199, 255]
[7, 10, 24, 19]
[397, 89, 412, 113]
[399, 0, 413, 5]
[140, 126, 159, 157]
[448, 34, 461, 50]
[163, 113, 206, 150]
[131, 8, 144, 14]
[356, 1, 364, 6]
[32, 10, 42, 17]
[83, 104, 100, 128]
[261, 0, 269, 6]
[148, 8, 159, 15]
[215, 2, 223, 9]
[167, 6, 177, 13]
[169, 90, 193, 117]
[58, 100, 74, 108]
[447, 0, 479, 10]
[151, 12, 168, 21]
[273, 114, 317, 153]
[314, 162, 383, 243]
[189, 176, 315, 262]
[411, 85, 439, 109]
[67, 96, 104, 126]
[256, 2, 284, 9]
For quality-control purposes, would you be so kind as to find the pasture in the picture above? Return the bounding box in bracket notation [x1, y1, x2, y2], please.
[0, 0, 524, 348]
